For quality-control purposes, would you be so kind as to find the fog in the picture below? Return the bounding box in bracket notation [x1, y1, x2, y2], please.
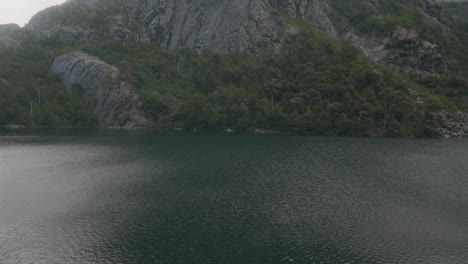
[0, 0, 66, 26]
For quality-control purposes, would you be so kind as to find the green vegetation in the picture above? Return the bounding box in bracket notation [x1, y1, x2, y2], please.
[330, 0, 423, 33]
[0, 11, 463, 136]
[0, 36, 96, 127]
[329, 0, 468, 75]
[74, 20, 453, 137]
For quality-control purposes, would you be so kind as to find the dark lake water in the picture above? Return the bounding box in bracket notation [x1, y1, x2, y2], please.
[0, 129, 467, 264]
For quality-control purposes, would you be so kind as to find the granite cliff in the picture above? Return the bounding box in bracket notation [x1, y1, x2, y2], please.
[26, 0, 467, 78]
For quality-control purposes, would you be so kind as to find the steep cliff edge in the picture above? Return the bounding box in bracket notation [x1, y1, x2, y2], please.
[52, 52, 152, 128]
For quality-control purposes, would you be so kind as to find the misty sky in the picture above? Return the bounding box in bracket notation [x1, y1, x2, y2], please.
[0, 0, 66, 26]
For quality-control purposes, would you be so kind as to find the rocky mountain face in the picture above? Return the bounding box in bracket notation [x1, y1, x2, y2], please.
[26, 0, 467, 78]
[52, 52, 152, 128]
[442, 1, 468, 24]
[0, 24, 21, 50]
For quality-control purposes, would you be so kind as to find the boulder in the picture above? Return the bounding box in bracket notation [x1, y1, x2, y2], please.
[52, 51, 152, 128]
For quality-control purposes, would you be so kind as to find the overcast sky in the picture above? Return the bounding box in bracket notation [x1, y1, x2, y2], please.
[0, 0, 66, 26]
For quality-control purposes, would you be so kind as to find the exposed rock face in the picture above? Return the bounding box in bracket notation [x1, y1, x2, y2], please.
[26, 0, 337, 53]
[435, 111, 468, 139]
[27, 5, 93, 41]
[26, 0, 465, 77]
[442, 2, 468, 24]
[107, 15, 150, 42]
[344, 27, 445, 77]
[0, 24, 21, 50]
[422, 0, 442, 20]
[52, 52, 152, 128]
[0, 35, 18, 50]
[384, 28, 445, 76]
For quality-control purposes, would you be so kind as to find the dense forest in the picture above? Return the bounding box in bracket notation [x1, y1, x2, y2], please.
[0, 12, 467, 136]
[0, 32, 96, 127]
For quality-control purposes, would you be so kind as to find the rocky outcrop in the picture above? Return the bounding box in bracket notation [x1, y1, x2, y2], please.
[52, 52, 152, 128]
[422, 0, 442, 20]
[0, 24, 21, 50]
[26, 5, 93, 41]
[442, 1, 468, 24]
[384, 28, 445, 76]
[345, 27, 446, 77]
[435, 111, 468, 138]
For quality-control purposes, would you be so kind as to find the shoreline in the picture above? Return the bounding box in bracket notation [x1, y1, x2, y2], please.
[2, 125, 467, 139]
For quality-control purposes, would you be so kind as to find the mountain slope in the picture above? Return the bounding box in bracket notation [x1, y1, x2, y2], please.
[0, 0, 467, 136]
[25, 0, 468, 78]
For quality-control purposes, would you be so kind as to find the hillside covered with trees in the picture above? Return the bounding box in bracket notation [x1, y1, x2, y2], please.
[0, 0, 467, 137]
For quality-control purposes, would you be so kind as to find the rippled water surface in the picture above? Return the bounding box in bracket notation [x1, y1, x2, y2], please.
[0, 129, 467, 264]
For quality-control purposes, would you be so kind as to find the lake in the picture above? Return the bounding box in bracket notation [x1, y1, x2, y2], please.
[0, 130, 467, 264]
